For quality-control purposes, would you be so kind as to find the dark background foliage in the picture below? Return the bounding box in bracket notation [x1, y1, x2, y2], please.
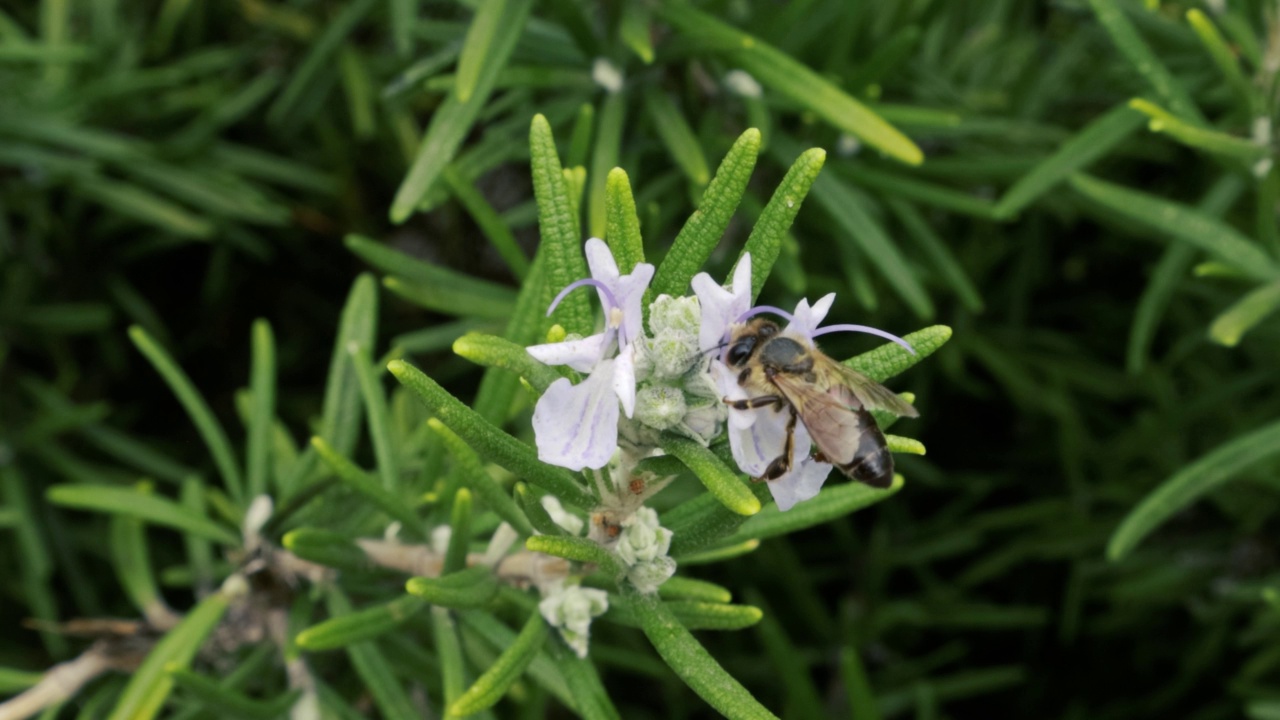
[3, 1, 1279, 718]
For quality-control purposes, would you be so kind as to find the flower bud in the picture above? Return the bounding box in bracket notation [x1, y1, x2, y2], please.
[634, 385, 688, 431]
[539, 584, 609, 657]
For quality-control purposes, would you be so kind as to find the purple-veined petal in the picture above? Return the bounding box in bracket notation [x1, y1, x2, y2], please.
[785, 293, 836, 338]
[613, 343, 637, 418]
[692, 254, 753, 353]
[768, 457, 833, 511]
[533, 361, 620, 471]
[710, 361, 755, 430]
[584, 237, 621, 296]
[614, 262, 655, 347]
[527, 332, 613, 372]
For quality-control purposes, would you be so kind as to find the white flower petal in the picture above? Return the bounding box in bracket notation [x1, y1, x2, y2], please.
[785, 292, 836, 339]
[615, 262, 655, 347]
[709, 360, 754, 431]
[692, 255, 752, 353]
[584, 237, 620, 289]
[768, 459, 833, 511]
[533, 362, 620, 471]
[728, 405, 789, 477]
[527, 332, 612, 372]
[613, 344, 637, 418]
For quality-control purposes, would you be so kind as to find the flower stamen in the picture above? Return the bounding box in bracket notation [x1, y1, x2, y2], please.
[547, 278, 619, 317]
[811, 324, 916, 354]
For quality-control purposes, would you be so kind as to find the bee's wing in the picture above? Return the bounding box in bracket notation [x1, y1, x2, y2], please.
[827, 361, 919, 418]
[771, 371, 896, 488]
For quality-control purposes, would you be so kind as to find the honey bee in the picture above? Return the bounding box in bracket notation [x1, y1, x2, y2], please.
[722, 318, 918, 488]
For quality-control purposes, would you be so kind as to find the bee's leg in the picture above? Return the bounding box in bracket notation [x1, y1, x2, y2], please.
[761, 407, 798, 481]
[723, 394, 785, 411]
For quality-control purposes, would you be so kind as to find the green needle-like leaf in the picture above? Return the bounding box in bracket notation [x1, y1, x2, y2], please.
[1108, 418, 1280, 560]
[406, 566, 501, 608]
[644, 87, 710, 186]
[715, 476, 904, 547]
[1129, 98, 1267, 162]
[448, 611, 548, 717]
[619, 2, 655, 64]
[348, 342, 398, 491]
[454, 0, 507, 103]
[516, 482, 568, 536]
[169, 669, 300, 720]
[1186, 9, 1256, 115]
[1070, 173, 1280, 282]
[452, 333, 561, 394]
[604, 168, 645, 275]
[843, 325, 952, 383]
[840, 647, 884, 720]
[738, 147, 826, 300]
[1086, 0, 1204, 124]
[659, 433, 760, 516]
[245, 320, 275, 499]
[282, 528, 371, 572]
[389, 0, 533, 221]
[443, 166, 531, 280]
[431, 420, 534, 536]
[994, 103, 1145, 219]
[446, 488, 473, 574]
[320, 274, 378, 459]
[1208, 280, 1280, 347]
[129, 326, 244, 505]
[658, 3, 920, 165]
[525, 535, 624, 580]
[530, 113, 593, 336]
[588, 90, 627, 240]
[388, 359, 594, 507]
[297, 595, 426, 651]
[608, 596, 762, 631]
[650, 128, 761, 301]
[107, 590, 230, 720]
[48, 485, 240, 546]
[268, 0, 375, 127]
[327, 589, 420, 720]
[658, 576, 733, 603]
[311, 436, 423, 534]
[627, 587, 780, 719]
[110, 513, 167, 623]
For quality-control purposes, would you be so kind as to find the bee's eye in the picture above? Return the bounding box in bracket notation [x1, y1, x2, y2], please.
[727, 337, 756, 366]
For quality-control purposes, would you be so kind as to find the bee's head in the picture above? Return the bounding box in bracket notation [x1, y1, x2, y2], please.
[725, 319, 779, 367]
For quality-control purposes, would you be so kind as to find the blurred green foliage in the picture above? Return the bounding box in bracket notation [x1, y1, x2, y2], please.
[3, 0, 1280, 718]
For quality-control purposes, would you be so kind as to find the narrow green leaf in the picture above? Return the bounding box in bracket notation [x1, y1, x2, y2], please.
[739, 147, 827, 300]
[283, 528, 370, 572]
[310, 436, 423, 533]
[389, 0, 533, 221]
[619, 2, 654, 63]
[587, 90, 626, 240]
[845, 25, 921, 92]
[645, 88, 710, 186]
[658, 576, 733, 603]
[433, 605, 468, 709]
[268, 0, 375, 126]
[110, 513, 167, 623]
[840, 648, 884, 720]
[886, 198, 983, 312]
[383, 275, 516, 320]
[715, 476, 904, 547]
[0, 668, 42, 693]
[128, 326, 244, 504]
[48, 485, 239, 546]
[841, 164, 995, 219]
[388, 359, 594, 507]
[431, 420, 534, 536]
[843, 325, 952, 383]
[446, 488, 473, 574]
[320, 274, 378, 459]
[73, 175, 214, 239]
[1209, 280, 1280, 346]
[1129, 98, 1266, 162]
[650, 128, 761, 300]
[604, 168, 645, 275]
[530, 113, 593, 336]
[452, 333, 561, 394]
[1186, 9, 1257, 115]
[347, 233, 519, 303]
[659, 433, 760, 516]
[608, 596, 762, 631]
[627, 587, 779, 719]
[1108, 418, 1280, 560]
[1086, 0, 1204, 124]
[348, 342, 399, 490]
[406, 566, 501, 608]
[658, 3, 920, 165]
[107, 590, 230, 720]
[326, 589, 420, 720]
[449, 611, 548, 717]
[1070, 173, 1279, 281]
[297, 595, 426, 651]
[516, 482, 567, 536]
[806, 165, 934, 319]
[995, 104, 1145, 219]
[526, 535, 624, 580]
[455, 0, 507, 102]
[246, 320, 275, 499]
[749, 591, 825, 718]
[443, 166, 530, 280]
[169, 669, 300, 720]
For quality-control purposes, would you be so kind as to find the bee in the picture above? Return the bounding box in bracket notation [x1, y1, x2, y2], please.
[721, 318, 918, 488]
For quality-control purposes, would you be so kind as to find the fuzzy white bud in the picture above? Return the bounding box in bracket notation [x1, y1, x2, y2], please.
[539, 584, 609, 657]
[634, 385, 688, 431]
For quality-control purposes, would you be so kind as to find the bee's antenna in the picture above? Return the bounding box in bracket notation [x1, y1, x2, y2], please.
[684, 340, 730, 367]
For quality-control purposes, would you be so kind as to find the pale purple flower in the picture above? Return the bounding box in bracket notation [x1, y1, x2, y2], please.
[691, 253, 753, 352]
[528, 239, 654, 471]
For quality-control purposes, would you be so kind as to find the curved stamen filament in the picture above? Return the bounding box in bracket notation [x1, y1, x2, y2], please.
[736, 305, 795, 324]
[547, 278, 618, 317]
[811, 324, 916, 355]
